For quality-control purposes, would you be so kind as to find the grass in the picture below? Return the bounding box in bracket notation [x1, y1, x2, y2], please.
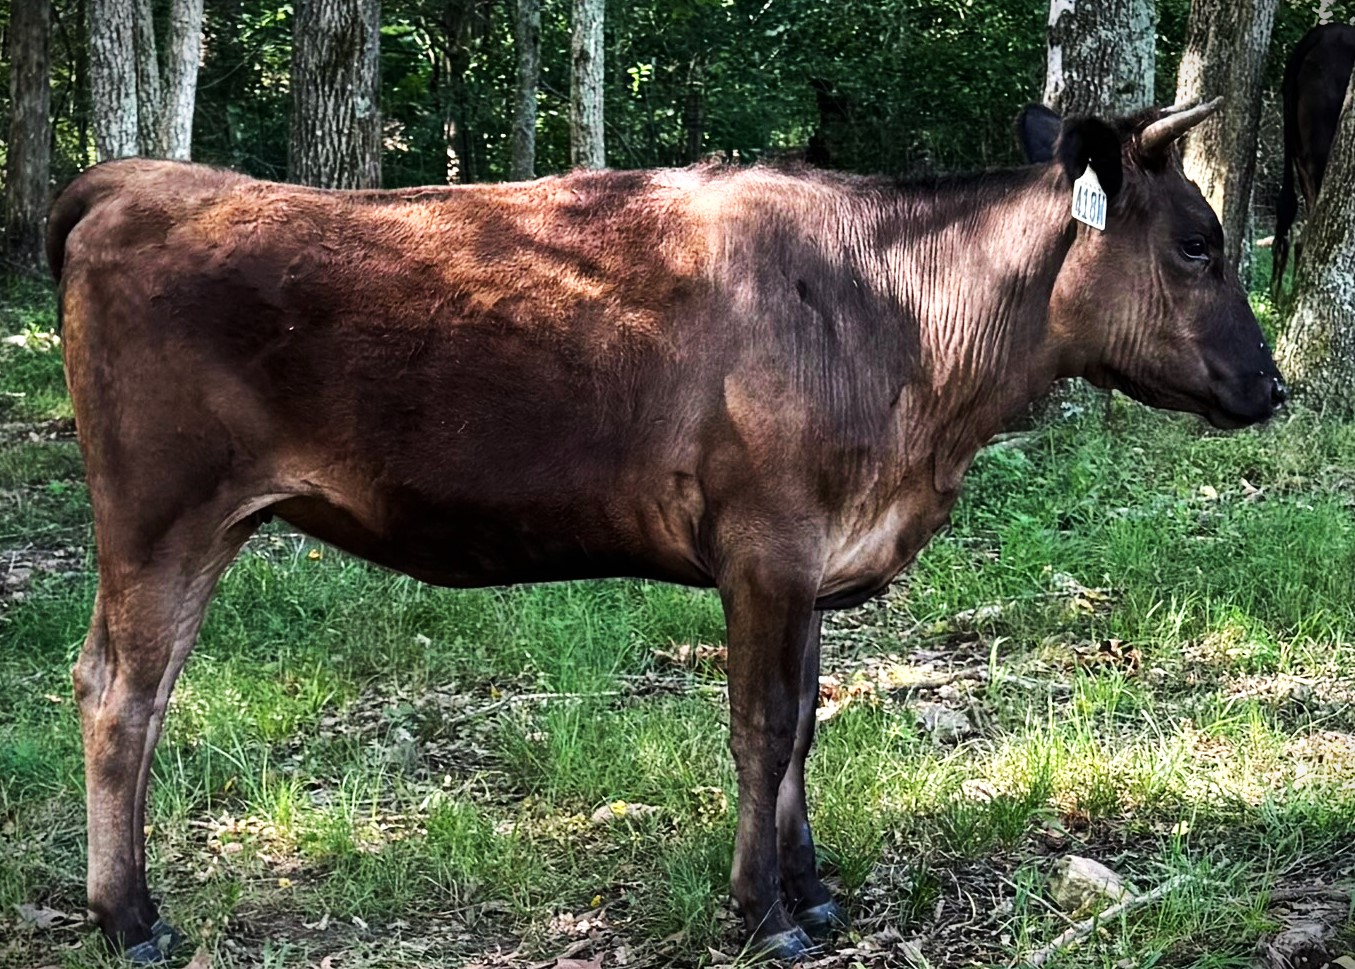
[3, 278, 1355, 967]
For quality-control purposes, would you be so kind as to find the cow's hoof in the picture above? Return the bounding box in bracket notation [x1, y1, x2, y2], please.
[795, 899, 848, 939]
[750, 925, 817, 962]
[123, 919, 184, 964]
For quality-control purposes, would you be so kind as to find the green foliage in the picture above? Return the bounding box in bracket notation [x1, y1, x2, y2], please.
[19, 0, 1355, 195]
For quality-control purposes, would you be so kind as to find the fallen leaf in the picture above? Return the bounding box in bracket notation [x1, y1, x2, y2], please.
[14, 903, 76, 929]
[554, 958, 604, 969]
[184, 947, 212, 969]
[653, 642, 727, 670]
[1258, 887, 1350, 969]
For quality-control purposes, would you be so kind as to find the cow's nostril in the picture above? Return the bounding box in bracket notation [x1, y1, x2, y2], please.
[1272, 377, 1290, 407]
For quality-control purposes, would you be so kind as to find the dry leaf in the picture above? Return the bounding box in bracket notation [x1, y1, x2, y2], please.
[184, 947, 212, 969]
[13, 903, 76, 929]
[653, 642, 727, 670]
[554, 958, 604, 969]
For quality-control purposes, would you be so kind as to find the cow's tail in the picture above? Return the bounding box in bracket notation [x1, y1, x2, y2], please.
[1272, 148, 1298, 303]
[45, 167, 122, 333]
[45, 176, 98, 286]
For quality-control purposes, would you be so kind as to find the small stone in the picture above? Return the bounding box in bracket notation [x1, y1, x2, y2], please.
[1048, 855, 1130, 913]
[914, 702, 973, 743]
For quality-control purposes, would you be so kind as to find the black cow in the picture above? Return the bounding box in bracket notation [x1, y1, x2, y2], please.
[1272, 23, 1355, 298]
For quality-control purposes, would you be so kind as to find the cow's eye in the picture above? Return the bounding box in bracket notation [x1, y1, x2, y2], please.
[1180, 237, 1209, 262]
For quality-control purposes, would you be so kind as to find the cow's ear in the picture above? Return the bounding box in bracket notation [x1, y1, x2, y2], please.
[1056, 117, 1124, 199]
[1016, 104, 1062, 163]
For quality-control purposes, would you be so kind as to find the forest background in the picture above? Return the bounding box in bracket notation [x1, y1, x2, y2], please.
[0, 0, 1346, 219]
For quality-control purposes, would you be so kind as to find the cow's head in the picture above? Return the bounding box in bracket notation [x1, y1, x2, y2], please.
[1019, 100, 1287, 429]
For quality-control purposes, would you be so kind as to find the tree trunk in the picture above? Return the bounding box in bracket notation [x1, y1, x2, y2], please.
[161, 0, 206, 160]
[133, 0, 164, 156]
[5, 0, 53, 274]
[1035, 0, 1155, 427]
[511, 0, 541, 180]
[683, 79, 704, 163]
[90, 0, 141, 159]
[1174, 0, 1278, 273]
[289, 0, 383, 189]
[430, 1, 492, 185]
[72, 0, 93, 165]
[90, 0, 204, 161]
[570, 0, 605, 169]
[1275, 74, 1355, 415]
[1044, 0, 1155, 118]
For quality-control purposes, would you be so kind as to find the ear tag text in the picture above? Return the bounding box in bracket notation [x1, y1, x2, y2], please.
[1071, 167, 1107, 231]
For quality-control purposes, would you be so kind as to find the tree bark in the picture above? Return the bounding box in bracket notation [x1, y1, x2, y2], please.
[133, 0, 164, 157]
[511, 0, 541, 180]
[289, 0, 383, 189]
[161, 0, 206, 160]
[5, 0, 53, 274]
[1275, 74, 1355, 415]
[1044, 0, 1155, 118]
[89, 0, 204, 161]
[90, 0, 141, 159]
[570, 0, 605, 169]
[1174, 0, 1279, 272]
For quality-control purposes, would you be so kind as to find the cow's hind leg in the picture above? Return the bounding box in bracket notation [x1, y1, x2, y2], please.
[721, 559, 820, 961]
[777, 611, 847, 937]
[76, 510, 255, 961]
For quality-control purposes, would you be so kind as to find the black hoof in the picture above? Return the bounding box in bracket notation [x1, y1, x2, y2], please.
[749, 925, 817, 962]
[795, 899, 848, 939]
[123, 919, 185, 964]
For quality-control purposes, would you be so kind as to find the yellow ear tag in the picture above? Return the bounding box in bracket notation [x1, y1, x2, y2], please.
[1072, 167, 1107, 231]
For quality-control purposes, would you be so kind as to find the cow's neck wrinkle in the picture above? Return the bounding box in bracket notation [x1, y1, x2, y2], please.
[872, 168, 1074, 489]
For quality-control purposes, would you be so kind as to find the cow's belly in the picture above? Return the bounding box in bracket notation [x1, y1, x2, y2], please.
[270, 487, 710, 590]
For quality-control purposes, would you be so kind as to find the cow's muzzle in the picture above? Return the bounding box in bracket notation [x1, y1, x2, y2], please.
[1271, 376, 1290, 408]
[1206, 372, 1288, 429]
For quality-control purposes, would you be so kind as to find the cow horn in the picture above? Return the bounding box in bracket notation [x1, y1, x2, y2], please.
[1139, 97, 1224, 153]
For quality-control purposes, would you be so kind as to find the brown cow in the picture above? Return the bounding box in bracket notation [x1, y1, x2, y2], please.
[48, 99, 1284, 963]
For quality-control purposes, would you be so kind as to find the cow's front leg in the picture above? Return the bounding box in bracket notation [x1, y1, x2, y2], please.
[777, 611, 846, 937]
[721, 561, 819, 960]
